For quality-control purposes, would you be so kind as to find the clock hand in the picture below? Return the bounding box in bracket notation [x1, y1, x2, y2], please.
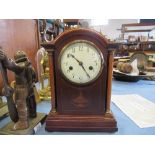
[68, 54, 81, 64]
[68, 54, 90, 78]
[81, 64, 90, 78]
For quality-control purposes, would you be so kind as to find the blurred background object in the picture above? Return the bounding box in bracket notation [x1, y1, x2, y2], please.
[36, 47, 51, 101]
[39, 19, 64, 43]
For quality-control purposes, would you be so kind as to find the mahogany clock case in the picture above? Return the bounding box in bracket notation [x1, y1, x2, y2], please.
[43, 28, 117, 132]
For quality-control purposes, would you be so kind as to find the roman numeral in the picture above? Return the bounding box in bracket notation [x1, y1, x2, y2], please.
[79, 45, 83, 51]
[72, 47, 75, 53]
[87, 47, 89, 52]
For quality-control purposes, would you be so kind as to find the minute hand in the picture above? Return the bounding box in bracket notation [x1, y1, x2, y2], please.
[69, 54, 90, 78]
[80, 64, 90, 78]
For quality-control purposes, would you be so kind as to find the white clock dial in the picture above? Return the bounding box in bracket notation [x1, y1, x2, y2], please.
[59, 40, 104, 84]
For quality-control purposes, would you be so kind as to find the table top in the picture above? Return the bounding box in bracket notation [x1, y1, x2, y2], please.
[0, 79, 155, 135]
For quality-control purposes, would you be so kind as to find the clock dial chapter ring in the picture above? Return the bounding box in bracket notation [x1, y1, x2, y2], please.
[58, 40, 104, 85]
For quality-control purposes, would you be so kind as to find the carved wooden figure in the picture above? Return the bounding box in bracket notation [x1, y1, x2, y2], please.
[0, 49, 37, 130]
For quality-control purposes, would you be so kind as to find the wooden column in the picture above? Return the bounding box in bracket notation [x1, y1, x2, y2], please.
[41, 43, 56, 113]
[106, 50, 114, 114]
[47, 49, 56, 113]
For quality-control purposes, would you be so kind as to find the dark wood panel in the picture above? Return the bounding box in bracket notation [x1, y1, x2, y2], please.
[0, 19, 40, 93]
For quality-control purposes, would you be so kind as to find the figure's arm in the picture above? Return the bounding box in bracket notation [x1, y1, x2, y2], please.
[4, 58, 23, 73]
[0, 50, 23, 73]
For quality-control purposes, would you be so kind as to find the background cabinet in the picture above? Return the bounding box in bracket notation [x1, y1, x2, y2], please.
[0, 19, 40, 93]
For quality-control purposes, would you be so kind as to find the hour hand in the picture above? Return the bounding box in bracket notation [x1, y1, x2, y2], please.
[68, 54, 81, 64]
[68, 54, 84, 67]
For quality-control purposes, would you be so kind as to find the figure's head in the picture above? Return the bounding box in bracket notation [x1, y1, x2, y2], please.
[14, 51, 28, 63]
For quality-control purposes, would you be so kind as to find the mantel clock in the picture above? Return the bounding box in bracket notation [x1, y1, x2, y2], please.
[42, 28, 117, 132]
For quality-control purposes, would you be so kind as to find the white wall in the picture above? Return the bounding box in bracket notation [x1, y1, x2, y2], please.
[92, 19, 138, 40]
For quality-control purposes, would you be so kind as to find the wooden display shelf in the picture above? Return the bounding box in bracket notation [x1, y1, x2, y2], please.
[121, 23, 155, 35]
[111, 42, 155, 54]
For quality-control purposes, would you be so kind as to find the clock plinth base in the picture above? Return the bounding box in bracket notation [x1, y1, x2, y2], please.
[45, 112, 117, 132]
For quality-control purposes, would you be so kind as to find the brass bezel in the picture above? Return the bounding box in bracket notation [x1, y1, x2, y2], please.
[58, 40, 104, 86]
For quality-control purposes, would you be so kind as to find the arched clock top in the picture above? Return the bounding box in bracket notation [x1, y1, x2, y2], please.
[53, 28, 109, 50]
